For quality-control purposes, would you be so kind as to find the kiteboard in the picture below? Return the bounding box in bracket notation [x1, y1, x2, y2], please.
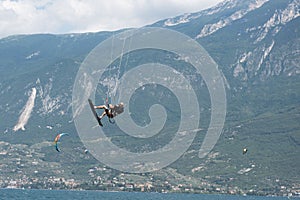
[88, 99, 103, 126]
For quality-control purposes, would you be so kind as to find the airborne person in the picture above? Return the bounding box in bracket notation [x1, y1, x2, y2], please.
[94, 102, 124, 126]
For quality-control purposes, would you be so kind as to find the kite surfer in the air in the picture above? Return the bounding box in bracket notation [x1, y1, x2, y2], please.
[88, 99, 124, 127]
[95, 102, 124, 124]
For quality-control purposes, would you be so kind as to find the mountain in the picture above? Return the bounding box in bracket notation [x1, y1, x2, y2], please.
[155, 0, 299, 81]
[0, 0, 299, 196]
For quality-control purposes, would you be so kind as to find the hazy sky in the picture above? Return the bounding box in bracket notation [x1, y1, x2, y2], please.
[0, 0, 223, 38]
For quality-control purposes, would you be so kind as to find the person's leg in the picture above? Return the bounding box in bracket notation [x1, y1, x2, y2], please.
[95, 105, 108, 110]
[99, 111, 107, 119]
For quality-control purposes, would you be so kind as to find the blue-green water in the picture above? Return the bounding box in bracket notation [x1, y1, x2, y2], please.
[0, 189, 295, 200]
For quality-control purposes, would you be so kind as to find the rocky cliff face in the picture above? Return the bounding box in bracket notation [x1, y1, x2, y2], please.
[156, 0, 299, 85]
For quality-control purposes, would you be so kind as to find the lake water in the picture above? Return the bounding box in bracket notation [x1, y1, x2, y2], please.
[0, 189, 294, 200]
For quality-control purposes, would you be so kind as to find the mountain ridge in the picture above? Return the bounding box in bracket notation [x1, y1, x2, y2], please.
[0, 0, 299, 195]
[154, 0, 299, 83]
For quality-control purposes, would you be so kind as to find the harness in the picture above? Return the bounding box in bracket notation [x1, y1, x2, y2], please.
[105, 97, 115, 124]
